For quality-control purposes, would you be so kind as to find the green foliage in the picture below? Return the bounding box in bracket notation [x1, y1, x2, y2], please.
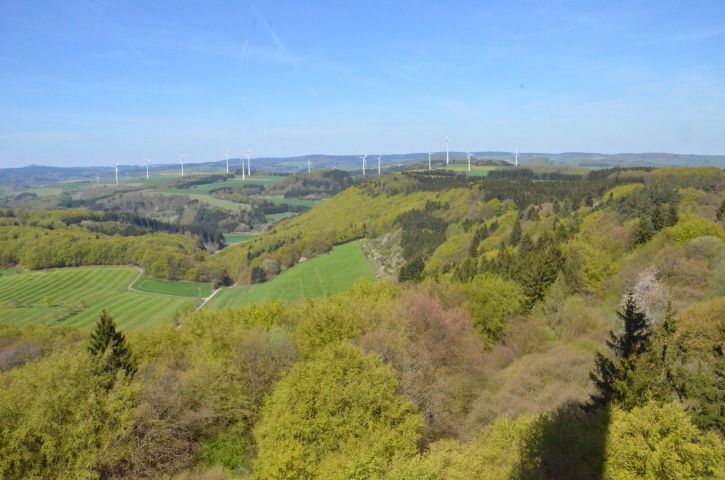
[0, 350, 139, 480]
[509, 217, 522, 246]
[202, 433, 247, 471]
[605, 401, 725, 479]
[250, 265, 267, 283]
[398, 256, 425, 282]
[253, 343, 423, 479]
[292, 281, 399, 358]
[88, 310, 137, 379]
[386, 416, 541, 480]
[464, 273, 525, 343]
[668, 217, 725, 244]
[396, 203, 449, 274]
[588, 294, 652, 409]
[0, 209, 224, 282]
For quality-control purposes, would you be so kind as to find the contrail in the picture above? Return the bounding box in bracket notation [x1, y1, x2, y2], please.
[85, 1, 147, 63]
[248, 0, 296, 66]
[238, 39, 249, 73]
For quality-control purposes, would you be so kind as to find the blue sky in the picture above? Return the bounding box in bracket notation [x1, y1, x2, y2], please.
[1, 1, 724, 167]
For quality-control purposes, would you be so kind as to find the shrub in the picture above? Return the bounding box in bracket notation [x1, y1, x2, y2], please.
[253, 343, 423, 479]
[605, 401, 725, 479]
[668, 218, 724, 244]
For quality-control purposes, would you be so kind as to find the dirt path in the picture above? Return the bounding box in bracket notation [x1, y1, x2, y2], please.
[196, 287, 222, 310]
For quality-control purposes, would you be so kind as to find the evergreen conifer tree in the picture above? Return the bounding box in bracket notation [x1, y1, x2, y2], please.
[588, 294, 652, 409]
[509, 218, 522, 246]
[88, 310, 136, 379]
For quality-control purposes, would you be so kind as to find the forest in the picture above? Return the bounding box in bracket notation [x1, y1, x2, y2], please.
[0, 166, 724, 479]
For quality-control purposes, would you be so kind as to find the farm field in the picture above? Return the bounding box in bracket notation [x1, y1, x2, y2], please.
[0, 267, 198, 331]
[154, 191, 249, 211]
[207, 240, 375, 309]
[266, 211, 297, 223]
[224, 232, 257, 245]
[444, 164, 496, 176]
[132, 276, 213, 298]
[265, 195, 321, 208]
[160, 175, 287, 195]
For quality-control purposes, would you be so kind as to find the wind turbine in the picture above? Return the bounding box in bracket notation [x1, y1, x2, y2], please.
[113, 162, 119, 185]
[377, 155, 382, 175]
[245, 150, 252, 177]
[178, 154, 186, 177]
[224, 150, 230, 174]
[144, 158, 150, 180]
[467, 152, 472, 173]
[358, 154, 368, 175]
[240, 152, 246, 180]
[514, 148, 519, 167]
[428, 152, 432, 170]
[446, 136, 450, 165]
[307, 157, 311, 173]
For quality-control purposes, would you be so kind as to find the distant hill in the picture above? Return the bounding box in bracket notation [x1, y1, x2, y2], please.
[1, 152, 723, 188]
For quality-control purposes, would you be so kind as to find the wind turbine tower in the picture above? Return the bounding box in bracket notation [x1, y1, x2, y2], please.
[307, 157, 311, 173]
[514, 148, 519, 167]
[114, 162, 119, 185]
[224, 150, 230, 174]
[245, 150, 252, 177]
[428, 152, 432, 170]
[377, 155, 382, 175]
[178, 154, 186, 177]
[446, 137, 450, 165]
[359, 154, 368, 175]
[144, 158, 150, 180]
[467, 152, 472, 173]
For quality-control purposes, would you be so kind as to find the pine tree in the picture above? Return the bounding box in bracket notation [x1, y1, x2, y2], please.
[717, 198, 725, 221]
[588, 294, 652, 409]
[88, 310, 136, 379]
[509, 218, 522, 246]
[634, 216, 655, 244]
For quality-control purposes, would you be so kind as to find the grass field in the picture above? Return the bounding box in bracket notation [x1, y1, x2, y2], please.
[266, 211, 297, 223]
[264, 195, 321, 208]
[0, 267, 198, 331]
[224, 232, 258, 245]
[207, 240, 375, 309]
[132, 276, 213, 297]
[444, 165, 496, 176]
[154, 191, 249, 211]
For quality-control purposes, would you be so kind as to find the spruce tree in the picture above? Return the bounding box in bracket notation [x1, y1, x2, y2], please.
[588, 294, 652, 409]
[634, 216, 655, 244]
[88, 310, 136, 378]
[509, 217, 522, 246]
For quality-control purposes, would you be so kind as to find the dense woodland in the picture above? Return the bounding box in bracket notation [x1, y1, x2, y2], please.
[0, 166, 724, 479]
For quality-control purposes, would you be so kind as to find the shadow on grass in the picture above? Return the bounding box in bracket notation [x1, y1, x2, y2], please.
[516, 402, 610, 480]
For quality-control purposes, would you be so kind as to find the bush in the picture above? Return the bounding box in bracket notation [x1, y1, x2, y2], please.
[668, 218, 724, 244]
[253, 343, 423, 479]
[605, 401, 725, 479]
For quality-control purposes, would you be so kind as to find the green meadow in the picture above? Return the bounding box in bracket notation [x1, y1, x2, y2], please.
[444, 164, 496, 176]
[132, 276, 213, 298]
[224, 232, 258, 245]
[208, 240, 375, 309]
[0, 267, 198, 331]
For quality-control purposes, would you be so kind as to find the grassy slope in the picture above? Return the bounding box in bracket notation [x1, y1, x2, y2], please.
[132, 276, 212, 297]
[444, 165, 495, 176]
[208, 240, 375, 309]
[0, 267, 197, 331]
[224, 232, 257, 245]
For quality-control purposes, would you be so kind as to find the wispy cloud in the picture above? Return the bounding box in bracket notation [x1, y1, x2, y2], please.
[84, 1, 148, 64]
